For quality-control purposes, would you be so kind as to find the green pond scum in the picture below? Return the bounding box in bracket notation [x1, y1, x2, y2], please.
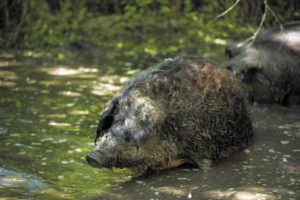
[0, 53, 134, 199]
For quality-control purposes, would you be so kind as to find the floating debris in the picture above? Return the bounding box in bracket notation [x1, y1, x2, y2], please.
[49, 121, 72, 127]
[69, 110, 90, 115]
[188, 189, 192, 199]
[268, 148, 276, 153]
[244, 149, 251, 153]
[135, 180, 143, 184]
[59, 91, 81, 97]
[177, 177, 189, 180]
[280, 140, 290, 145]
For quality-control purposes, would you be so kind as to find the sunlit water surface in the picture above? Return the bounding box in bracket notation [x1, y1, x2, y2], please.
[0, 54, 299, 200]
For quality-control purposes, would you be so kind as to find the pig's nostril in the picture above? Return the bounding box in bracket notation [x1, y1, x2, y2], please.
[86, 155, 100, 168]
[86, 151, 103, 168]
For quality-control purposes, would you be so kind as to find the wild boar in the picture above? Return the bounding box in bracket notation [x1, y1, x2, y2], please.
[86, 56, 253, 175]
[225, 22, 300, 105]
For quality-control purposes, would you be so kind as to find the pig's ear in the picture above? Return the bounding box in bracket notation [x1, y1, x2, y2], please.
[99, 110, 115, 131]
[94, 103, 117, 144]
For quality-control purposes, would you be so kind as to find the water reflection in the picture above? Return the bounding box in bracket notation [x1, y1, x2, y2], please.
[45, 66, 98, 77]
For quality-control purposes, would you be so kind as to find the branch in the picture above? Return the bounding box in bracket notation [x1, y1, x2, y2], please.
[8, 1, 27, 46]
[266, 3, 283, 31]
[215, 0, 241, 20]
[248, 0, 268, 46]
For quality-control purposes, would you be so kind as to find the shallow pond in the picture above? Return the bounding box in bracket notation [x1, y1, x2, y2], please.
[0, 53, 299, 200]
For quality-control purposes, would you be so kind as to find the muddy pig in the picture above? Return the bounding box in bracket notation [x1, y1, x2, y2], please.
[225, 22, 300, 105]
[86, 56, 253, 175]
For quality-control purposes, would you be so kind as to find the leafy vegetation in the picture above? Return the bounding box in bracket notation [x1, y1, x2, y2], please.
[1, 0, 299, 63]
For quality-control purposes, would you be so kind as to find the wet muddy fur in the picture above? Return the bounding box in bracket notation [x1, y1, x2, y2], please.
[87, 56, 253, 175]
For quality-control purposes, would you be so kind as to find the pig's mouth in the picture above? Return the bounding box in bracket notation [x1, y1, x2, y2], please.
[85, 155, 102, 168]
[86, 150, 116, 168]
[86, 152, 155, 175]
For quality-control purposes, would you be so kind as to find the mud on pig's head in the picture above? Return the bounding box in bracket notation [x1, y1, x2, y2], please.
[86, 88, 180, 175]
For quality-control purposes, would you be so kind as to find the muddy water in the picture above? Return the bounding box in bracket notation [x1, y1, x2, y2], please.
[0, 53, 299, 200]
[106, 105, 300, 200]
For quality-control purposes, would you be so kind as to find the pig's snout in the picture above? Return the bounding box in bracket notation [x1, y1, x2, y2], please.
[86, 151, 103, 168]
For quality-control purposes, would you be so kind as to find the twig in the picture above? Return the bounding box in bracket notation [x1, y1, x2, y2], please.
[266, 3, 283, 31]
[215, 0, 241, 20]
[248, 0, 268, 46]
[9, 1, 27, 46]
